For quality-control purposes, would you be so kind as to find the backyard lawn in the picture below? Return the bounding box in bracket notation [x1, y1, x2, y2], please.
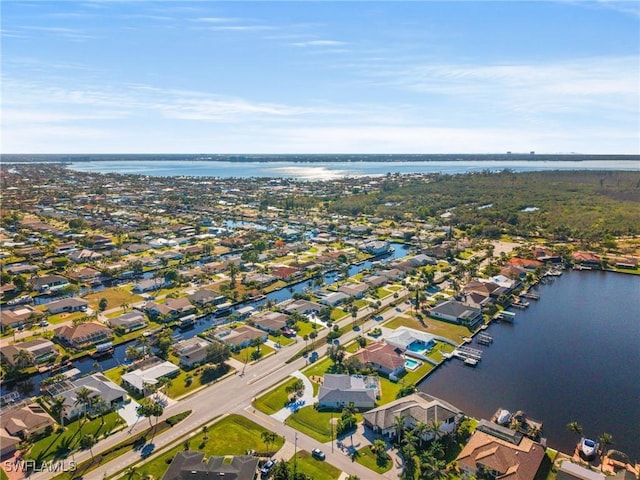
[84, 287, 143, 311]
[289, 451, 342, 480]
[136, 414, 284, 480]
[284, 406, 334, 443]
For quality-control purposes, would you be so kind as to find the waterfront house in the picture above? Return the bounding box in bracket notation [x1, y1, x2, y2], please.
[272, 265, 301, 281]
[55, 373, 128, 420]
[54, 322, 114, 349]
[107, 311, 148, 333]
[66, 266, 101, 283]
[361, 274, 388, 288]
[68, 249, 103, 263]
[353, 342, 405, 377]
[507, 257, 544, 270]
[280, 299, 323, 315]
[317, 374, 379, 410]
[363, 392, 462, 440]
[174, 337, 212, 368]
[45, 297, 89, 315]
[214, 325, 267, 349]
[572, 251, 602, 268]
[385, 327, 439, 360]
[319, 291, 349, 307]
[133, 278, 166, 293]
[122, 360, 180, 396]
[429, 300, 483, 329]
[30, 274, 69, 294]
[338, 282, 370, 299]
[252, 311, 289, 334]
[456, 420, 545, 480]
[188, 289, 225, 307]
[1, 339, 58, 367]
[145, 297, 195, 320]
[161, 451, 259, 480]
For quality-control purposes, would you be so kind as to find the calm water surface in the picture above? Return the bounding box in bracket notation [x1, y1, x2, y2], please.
[68, 159, 640, 179]
[420, 270, 640, 460]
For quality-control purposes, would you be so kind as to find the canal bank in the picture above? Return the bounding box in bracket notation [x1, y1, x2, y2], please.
[418, 270, 640, 461]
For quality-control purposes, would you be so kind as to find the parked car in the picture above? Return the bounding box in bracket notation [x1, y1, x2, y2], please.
[311, 448, 325, 460]
[260, 459, 275, 474]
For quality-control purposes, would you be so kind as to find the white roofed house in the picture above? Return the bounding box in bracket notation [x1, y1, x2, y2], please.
[55, 373, 128, 420]
[122, 360, 180, 396]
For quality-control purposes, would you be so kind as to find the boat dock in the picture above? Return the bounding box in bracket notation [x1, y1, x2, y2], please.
[497, 310, 516, 322]
[452, 345, 483, 363]
[477, 333, 493, 346]
[520, 291, 540, 300]
[511, 300, 529, 309]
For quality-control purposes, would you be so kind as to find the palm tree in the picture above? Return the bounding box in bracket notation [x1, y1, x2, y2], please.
[261, 431, 278, 454]
[12, 349, 34, 373]
[393, 415, 406, 443]
[50, 396, 66, 427]
[598, 433, 613, 469]
[74, 387, 94, 432]
[567, 421, 584, 438]
[80, 433, 96, 460]
[92, 396, 108, 427]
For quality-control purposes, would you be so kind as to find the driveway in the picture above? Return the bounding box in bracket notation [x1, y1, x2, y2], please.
[270, 370, 316, 422]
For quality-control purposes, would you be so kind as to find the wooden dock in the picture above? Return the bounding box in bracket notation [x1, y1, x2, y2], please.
[497, 310, 516, 322]
[521, 291, 540, 300]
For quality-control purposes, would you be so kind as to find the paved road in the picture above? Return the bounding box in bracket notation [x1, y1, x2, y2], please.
[25, 288, 409, 480]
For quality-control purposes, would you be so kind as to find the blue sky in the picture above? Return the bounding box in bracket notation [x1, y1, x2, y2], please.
[2, 1, 639, 154]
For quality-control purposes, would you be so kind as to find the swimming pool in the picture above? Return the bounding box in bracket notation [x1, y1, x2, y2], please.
[406, 340, 435, 356]
[405, 358, 422, 371]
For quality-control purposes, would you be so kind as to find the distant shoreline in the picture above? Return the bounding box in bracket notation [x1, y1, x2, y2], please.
[2, 153, 639, 163]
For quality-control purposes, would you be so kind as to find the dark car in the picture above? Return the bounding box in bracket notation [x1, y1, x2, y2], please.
[140, 443, 155, 458]
[260, 460, 275, 474]
[311, 448, 325, 460]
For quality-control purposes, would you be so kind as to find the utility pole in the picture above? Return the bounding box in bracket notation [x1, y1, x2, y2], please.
[293, 432, 298, 478]
[330, 412, 334, 453]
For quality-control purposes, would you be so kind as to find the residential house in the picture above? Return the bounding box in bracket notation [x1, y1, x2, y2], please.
[46, 297, 89, 315]
[68, 249, 103, 263]
[572, 251, 602, 268]
[161, 451, 259, 480]
[30, 274, 69, 294]
[122, 360, 180, 395]
[54, 322, 114, 349]
[188, 289, 226, 307]
[107, 311, 148, 333]
[1, 339, 58, 367]
[338, 282, 370, 299]
[243, 273, 277, 287]
[272, 266, 301, 281]
[317, 374, 379, 409]
[57, 373, 128, 420]
[214, 325, 268, 349]
[429, 300, 484, 329]
[456, 420, 546, 480]
[378, 268, 404, 281]
[0, 305, 42, 331]
[555, 460, 637, 480]
[66, 266, 101, 283]
[280, 299, 322, 315]
[507, 257, 544, 270]
[361, 274, 388, 289]
[252, 311, 289, 334]
[353, 342, 405, 377]
[6, 264, 39, 275]
[319, 291, 349, 307]
[0, 403, 55, 443]
[174, 338, 213, 368]
[133, 278, 166, 293]
[145, 297, 195, 320]
[363, 392, 462, 440]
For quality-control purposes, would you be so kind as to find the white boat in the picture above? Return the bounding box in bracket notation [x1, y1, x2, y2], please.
[497, 409, 511, 425]
[580, 437, 599, 458]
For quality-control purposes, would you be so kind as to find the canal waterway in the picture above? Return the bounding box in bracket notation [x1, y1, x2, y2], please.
[1, 243, 411, 398]
[419, 270, 640, 460]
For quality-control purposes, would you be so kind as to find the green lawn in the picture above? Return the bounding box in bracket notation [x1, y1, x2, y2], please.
[356, 445, 393, 474]
[330, 309, 349, 322]
[284, 406, 334, 443]
[138, 414, 284, 480]
[84, 287, 143, 311]
[295, 321, 323, 338]
[427, 342, 456, 363]
[231, 343, 275, 364]
[302, 357, 332, 380]
[353, 299, 369, 309]
[269, 334, 295, 346]
[47, 311, 86, 325]
[254, 377, 302, 415]
[27, 412, 124, 463]
[289, 451, 342, 480]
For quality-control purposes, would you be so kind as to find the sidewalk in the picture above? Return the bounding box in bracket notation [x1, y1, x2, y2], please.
[270, 370, 316, 422]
